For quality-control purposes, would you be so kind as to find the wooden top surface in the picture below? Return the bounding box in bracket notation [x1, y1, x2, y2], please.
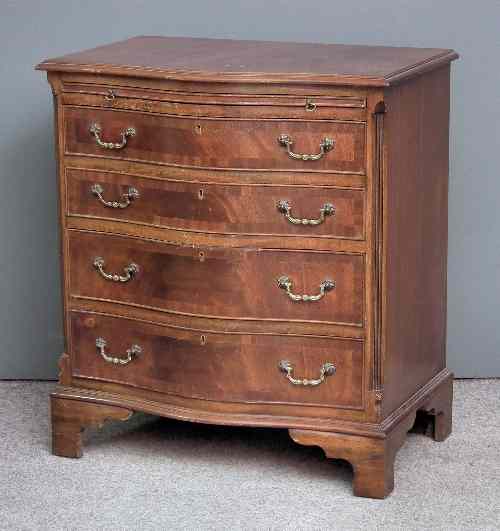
[37, 36, 458, 86]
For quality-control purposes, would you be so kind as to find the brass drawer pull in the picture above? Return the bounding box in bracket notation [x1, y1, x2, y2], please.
[277, 200, 335, 226]
[93, 257, 139, 282]
[278, 360, 336, 386]
[277, 276, 335, 302]
[91, 183, 139, 209]
[277, 134, 334, 161]
[89, 123, 136, 149]
[95, 337, 141, 365]
[104, 89, 116, 102]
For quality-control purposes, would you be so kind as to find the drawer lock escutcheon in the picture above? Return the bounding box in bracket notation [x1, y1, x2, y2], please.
[277, 276, 335, 302]
[278, 360, 336, 386]
[93, 257, 139, 283]
[89, 123, 136, 150]
[277, 134, 334, 161]
[91, 183, 139, 209]
[277, 200, 335, 226]
[95, 337, 141, 366]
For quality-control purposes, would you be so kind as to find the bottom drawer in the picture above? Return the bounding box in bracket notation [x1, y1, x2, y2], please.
[70, 312, 364, 410]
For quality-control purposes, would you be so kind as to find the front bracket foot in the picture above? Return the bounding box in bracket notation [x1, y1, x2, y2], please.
[51, 395, 133, 458]
[290, 411, 414, 499]
[289, 373, 453, 498]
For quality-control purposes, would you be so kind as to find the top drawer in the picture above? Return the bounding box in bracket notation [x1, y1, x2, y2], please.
[63, 107, 366, 174]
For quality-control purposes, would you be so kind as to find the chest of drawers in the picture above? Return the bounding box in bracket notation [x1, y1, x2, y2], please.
[37, 36, 458, 498]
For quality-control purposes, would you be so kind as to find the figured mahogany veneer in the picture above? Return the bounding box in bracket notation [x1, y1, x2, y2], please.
[70, 311, 364, 410]
[66, 168, 365, 240]
[68, 230, 365, 325]
[37, 36, 457, 499]
[64, 107, 366, 173]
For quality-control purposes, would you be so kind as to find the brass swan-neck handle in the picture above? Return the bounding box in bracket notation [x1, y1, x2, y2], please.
[278, 360, 336, 386]
[277, 134, 334, 161]
[89, 123, 136, 150]
[277, 276, 335, 302]
[277, 200, 335, 226]
[93, 257, 139, 283]
[91, 183, 139, 209]
[95, 337, 142, 366]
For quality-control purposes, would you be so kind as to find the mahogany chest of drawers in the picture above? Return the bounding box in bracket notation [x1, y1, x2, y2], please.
[37, 36, 458, 498]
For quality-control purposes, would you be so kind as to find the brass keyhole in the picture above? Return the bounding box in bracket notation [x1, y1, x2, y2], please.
[198, 189, 204, 200]
[200, 334, 207, 346]
[198, 251, 205, 262]
[195, 124, 202, 135]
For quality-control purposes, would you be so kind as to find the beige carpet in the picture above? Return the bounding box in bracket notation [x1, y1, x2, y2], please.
[1, 380, 499, 530]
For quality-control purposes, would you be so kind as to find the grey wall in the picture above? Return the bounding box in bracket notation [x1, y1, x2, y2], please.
[1, 0, 499, 378]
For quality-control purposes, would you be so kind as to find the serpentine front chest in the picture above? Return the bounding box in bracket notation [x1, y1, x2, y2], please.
[37, 36, 458, 498]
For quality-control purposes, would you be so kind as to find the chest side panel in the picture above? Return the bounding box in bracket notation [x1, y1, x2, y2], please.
[380, 66, 450, 417]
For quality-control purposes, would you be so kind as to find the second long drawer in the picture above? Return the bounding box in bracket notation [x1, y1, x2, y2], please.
[66, 168, 365, 240]
[68, 230, 365, 326]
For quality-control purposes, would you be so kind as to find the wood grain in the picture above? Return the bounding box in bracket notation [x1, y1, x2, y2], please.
[68, 300, 366, 340]
[51, 395, 132, 458]
[289, 372, 452, 498]
[380, 66, 451, 416]
[290, 411, 416, 499]
[50, 370, 452, 465]
[61, 89, 367, 121]
[70, 311, 364, 409]
[38, 37, 457, 498]
[37, 35, 458, 86]
[63, 155, 368, 189]
[65, 368, 451, 431]
[66, 168, 365, 240]
[64, 106, 366, 174]
[68, 230, 365, 325]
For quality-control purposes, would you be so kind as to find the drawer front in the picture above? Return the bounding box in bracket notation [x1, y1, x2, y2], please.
[67, 169, 365, 240]
[68, 231, 365, 326]
[64, 107, 366, 174]
[71, 312, 364, 409]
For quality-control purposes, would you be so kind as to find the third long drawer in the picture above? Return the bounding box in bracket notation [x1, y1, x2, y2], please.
[68, 230, 365, 326]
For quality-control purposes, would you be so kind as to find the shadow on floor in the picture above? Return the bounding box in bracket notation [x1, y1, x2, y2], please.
[85, 413, 354, 487]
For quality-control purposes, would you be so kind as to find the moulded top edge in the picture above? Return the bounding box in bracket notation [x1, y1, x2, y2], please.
[36, 36, 459, 88]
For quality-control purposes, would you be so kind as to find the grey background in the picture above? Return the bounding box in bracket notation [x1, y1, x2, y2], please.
[1, 1, 499, 379]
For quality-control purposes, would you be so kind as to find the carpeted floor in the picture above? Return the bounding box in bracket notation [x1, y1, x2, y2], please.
[0, 380, 499, 530]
